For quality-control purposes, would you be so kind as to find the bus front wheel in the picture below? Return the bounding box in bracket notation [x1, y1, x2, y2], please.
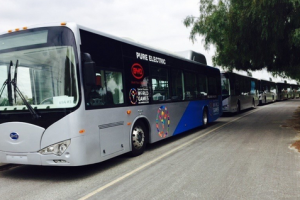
[130, 122, 147, 156]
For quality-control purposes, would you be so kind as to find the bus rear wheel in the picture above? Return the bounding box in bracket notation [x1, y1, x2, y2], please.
[202, 108, 208, 128]
[130, 122, 147, 156]
[236, 102, 241, 113]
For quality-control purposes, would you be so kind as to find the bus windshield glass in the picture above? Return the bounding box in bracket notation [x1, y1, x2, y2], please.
[0, 27, 79, 111]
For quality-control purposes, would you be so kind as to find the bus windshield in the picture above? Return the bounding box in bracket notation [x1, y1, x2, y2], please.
[0, 27, 79, 111]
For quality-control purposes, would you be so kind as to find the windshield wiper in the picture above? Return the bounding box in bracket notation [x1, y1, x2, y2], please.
[11, 60, 40, 119]
[0, 61, 13, 105]
[13, 60, 18, 104]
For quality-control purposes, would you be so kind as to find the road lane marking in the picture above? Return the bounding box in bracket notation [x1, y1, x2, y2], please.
[78, 107, 263, 200]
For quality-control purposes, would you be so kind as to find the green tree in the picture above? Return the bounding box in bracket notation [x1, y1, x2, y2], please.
[184, 0, 300, 81]
[0, 98, 8, 106]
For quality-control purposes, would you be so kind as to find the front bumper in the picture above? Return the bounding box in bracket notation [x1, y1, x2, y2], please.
[0, 151, 73, 166]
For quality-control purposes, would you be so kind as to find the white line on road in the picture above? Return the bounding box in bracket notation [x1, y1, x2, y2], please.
[78, 107, 263, 200]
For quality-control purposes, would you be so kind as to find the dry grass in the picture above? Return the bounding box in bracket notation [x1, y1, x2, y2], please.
[291, 141, 300, 152]
[286, 106, 300, 152]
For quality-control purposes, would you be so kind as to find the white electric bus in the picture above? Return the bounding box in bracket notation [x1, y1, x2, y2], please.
[276, 82, 290, 100]
[290, 84, 300, 98]
[0, 22, 222, 166]
[221, 72, 259, 113]
[258, 79, 277, 104]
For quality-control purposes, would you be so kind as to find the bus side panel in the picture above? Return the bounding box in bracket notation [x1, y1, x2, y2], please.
[222, 96, 239, 113]
[172, 101, 205, 136]
[209, 96, 222, 122]
[240, 95, 254, 110]
[147, 102, 189, 143]
[173, 99, 220, 136]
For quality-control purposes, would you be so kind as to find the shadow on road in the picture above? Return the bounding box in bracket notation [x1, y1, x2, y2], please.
[221, 107, 255, 117]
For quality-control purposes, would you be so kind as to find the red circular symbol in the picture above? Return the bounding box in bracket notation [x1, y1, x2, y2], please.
[131, 63, 144, 80]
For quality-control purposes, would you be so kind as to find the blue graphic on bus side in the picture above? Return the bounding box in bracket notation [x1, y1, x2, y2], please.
[173, 99, 221, 136]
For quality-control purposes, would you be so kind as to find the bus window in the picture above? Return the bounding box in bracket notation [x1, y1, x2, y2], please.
[88, 70, 124, 106]
[250, 80, 256, 95]
[262, 83, 267, 92]
[198, 74, 208, 97]
[270, 84, 276, 93]
[185, 72, 197, 100]
[234, 76, 241, 95]
[221, 76, 230, 96]
[241, 79, 249, 95]
[150, 67, 169, 101]
[105, 71, 124, 104]
[208, 76, 218, 95]
[171, 69, 184, 100]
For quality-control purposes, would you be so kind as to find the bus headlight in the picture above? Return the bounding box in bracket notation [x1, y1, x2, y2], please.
[38, 140, 71, 156]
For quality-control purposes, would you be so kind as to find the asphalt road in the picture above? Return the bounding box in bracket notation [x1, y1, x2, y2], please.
[0, 100, 300, 200]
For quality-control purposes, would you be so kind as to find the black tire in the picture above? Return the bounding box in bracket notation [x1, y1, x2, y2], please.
[236, 102, 241, 113]
[130, 121, 147, 157]
[202, 108, 208, 128]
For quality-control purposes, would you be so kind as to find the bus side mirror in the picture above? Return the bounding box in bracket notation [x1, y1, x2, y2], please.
[82, 53, 96, 86]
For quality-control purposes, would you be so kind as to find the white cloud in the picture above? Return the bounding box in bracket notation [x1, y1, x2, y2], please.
[2, 0, 294, 84]
[0, 0, 213, 65]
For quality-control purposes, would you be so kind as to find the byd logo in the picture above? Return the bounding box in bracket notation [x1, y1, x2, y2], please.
[131, 63, 144, 80]
[10, 132, 19, 140]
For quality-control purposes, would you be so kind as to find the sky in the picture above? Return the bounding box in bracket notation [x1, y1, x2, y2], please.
[0, 0, 296, 83]
[0, 0, 214, 62]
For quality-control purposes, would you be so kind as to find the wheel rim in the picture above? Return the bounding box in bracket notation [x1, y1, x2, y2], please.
[132, 126, 145, 150]
[203, 110, 208, 125]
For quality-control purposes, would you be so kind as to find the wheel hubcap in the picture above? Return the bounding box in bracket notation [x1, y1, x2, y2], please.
[203, 111, 208, 125]
[132, 126, 145, 149]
